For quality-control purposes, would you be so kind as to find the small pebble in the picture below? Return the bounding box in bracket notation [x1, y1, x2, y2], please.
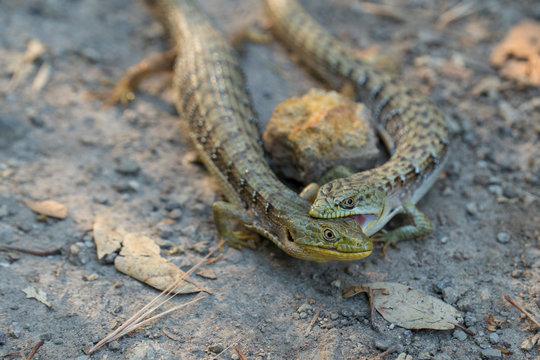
[107, 341, 121, 351]
[453, 329, 467, 341]
[502, 186, 518, 198]
[115, 158, 140, 175]
[127, 180, 140, 192]
[93, 194, 108, 204]
[165, 201, 181, 211]
[8, 323, 21, 338]
[208, 343, 224, 354]
[156, 222, 173, 239]
[496, 232, 510, 244]
[489, 332, 500, 344]
[330, 279, 341, 288]
[464, 312, 477, 326]
[297, 303, 312, 313]
[510, 270, 523, 278]
[169, 209, 182, 220]
[480, 348, 502, 359]
[465, 202, 477, 216]
[441, 286, 459, 304]
[329, 312, 339, 321]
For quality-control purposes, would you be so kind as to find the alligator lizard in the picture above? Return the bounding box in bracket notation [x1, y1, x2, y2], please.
[108, 0, 372, 261]
[266, 0, 449, 249]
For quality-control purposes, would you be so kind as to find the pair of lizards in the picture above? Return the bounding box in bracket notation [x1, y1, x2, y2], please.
[109, 0, 448, 262]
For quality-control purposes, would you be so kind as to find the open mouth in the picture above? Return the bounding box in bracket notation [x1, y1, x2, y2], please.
[350, 214, 378, 231]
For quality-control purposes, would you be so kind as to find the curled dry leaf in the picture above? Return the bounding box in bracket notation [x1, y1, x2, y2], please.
[22, 286, 51, 308]
[365, 282, 463, 330]
[490, 20, 540, 86]
[93, 215, 126, 260]
[24, 199, 67, 219]
[93, 215, 201, 294]
[114, 233, 201, 294]
[486, 314, 502, 332]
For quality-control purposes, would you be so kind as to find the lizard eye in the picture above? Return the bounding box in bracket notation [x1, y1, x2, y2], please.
[341, 197, 355, 209]
[323, 228, 336, 242]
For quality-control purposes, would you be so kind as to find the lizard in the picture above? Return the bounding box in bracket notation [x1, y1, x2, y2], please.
[265, 0, 450, 251]
[105, 0, 373, 262]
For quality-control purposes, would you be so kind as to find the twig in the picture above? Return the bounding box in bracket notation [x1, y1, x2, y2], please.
[206, 253, 223, 265]
[368, 286, 377, 330]
[25, 340, 44, 360]
[503, 295, 540, 328]
[304, 308, 321, 336]
[87, 247, 217, 354]
[437, 2, 476, 29]
[454, 323, 474, 336]
[0, 352, 21, 359]
[0, 245, 62, 256]
[234, 346, 248, 360]
[370, 347, 396, 360]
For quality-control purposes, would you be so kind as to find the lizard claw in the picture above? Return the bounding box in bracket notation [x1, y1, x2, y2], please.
[371, 230, 400, 257]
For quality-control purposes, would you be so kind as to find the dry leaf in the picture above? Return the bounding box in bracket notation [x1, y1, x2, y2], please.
[196, 268, 217, 280]
[93, 215, 125, 260]
[24, 199, 67, 219]
[22, 286, 51, 308]
[367, 282, 462, 330]
[486, 314, 502, 332]
[114, 233, 201, 294]
[491, 20, 540, 86]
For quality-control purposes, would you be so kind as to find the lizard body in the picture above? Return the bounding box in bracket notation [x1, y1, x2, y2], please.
[137, 0, 373, 261]
[266, 0, 449, 246]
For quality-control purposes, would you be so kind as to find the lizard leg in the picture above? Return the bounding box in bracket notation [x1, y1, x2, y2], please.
[372, 200, 433, 255]
[102, 48, 177, 107]
[212, 201, 258, 250]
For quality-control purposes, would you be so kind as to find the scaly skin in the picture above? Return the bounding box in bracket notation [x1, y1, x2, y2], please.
[136, 0, 372, 261]
[266, 0, 449, 246]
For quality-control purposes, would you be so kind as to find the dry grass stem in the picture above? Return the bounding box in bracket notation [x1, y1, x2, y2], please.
[503, 294, 540, 328]
[87, 248, 217, 354]
[304, 308, 321, 336]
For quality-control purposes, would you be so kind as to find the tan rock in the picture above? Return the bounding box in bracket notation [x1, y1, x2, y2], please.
[263, 89, 382, 184]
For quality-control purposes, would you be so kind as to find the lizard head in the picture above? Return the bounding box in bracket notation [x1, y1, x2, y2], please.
[278, 214, 373, 262]
[308, 180, 385, 234]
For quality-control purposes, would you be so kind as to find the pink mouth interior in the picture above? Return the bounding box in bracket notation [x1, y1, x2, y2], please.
[350, 214, 377, 230]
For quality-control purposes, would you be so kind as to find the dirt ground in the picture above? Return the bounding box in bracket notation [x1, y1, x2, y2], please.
[1, 0, 539, 359]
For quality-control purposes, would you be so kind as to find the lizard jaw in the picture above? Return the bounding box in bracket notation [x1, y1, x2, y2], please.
[350, 214, 378, 231]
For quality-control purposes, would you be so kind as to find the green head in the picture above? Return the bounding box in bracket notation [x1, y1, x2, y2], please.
[276, 211, 372, 262]
[309, 180, 386, 233]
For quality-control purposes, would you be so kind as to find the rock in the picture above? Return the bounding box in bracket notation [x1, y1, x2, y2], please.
[441, 286, 459, 304]
[169, 209, 182, 220]
[480, 348, 502, 359]
[465, 202, 477, 216]
[125, 343, 156, 360]
[502, 186, 519, 198]
[489, 333, 500, 344]
[208, 343, 224, 354]
[496, 232, 510, 244]
[453, 329, 467, 341]
[156, 222, 173, 239]
[0, 330, 7, 345]
[263, 89, 381, 184]
[68, 243, 90, 265]
[297, 303, 312, 313]
[0, 114, 26, 149]
[464, 312, 477, 327]
[115, 158, 140, 175]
